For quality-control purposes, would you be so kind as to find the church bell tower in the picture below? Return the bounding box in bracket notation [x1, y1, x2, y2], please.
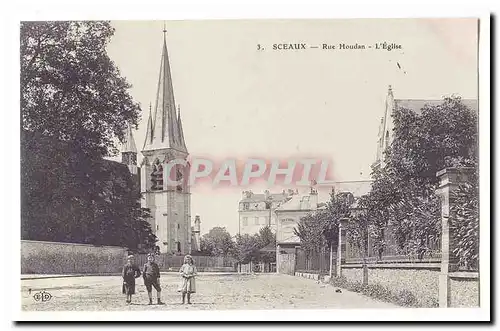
[140, 25, 191, 254]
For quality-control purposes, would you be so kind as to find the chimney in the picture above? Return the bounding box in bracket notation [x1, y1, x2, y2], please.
[310, 190, 318, 210]
[264, 190, 270, 199]
[193, 215, 201, 252]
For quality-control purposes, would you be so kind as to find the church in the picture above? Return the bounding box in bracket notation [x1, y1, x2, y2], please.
[120, 29, 200, 255]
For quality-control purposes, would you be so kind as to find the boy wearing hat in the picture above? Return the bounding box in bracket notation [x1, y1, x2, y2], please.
[143, 253, 164, 305]
[122, 255, 141, 304]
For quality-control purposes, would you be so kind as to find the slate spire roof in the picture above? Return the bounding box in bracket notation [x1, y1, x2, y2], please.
[143, 26, 188, 153]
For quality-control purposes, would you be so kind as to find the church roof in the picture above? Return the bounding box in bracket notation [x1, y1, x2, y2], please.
[394, 99, 478, 115]
[143, 29, 187, 153]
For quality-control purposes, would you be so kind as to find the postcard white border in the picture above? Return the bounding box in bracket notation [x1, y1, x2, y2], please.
[2, 0, 493, 326]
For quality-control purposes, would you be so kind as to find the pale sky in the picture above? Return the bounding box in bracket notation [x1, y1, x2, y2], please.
[106, 19, 478, 235]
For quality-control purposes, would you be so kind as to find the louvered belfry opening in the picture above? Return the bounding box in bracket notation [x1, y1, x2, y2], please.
[151, 159, 164, 191]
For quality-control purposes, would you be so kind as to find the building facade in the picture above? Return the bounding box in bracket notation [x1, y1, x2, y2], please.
[238, 189, 295, 235]
[121, 30, 197, 255]
[275, 187, 322, 248]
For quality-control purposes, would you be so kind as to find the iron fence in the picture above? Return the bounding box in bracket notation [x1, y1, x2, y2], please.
[295, 248, 332, 275]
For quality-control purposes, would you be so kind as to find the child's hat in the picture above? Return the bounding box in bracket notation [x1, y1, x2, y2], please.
[147, 253, 155, 258]
[127, 255, 134, 260]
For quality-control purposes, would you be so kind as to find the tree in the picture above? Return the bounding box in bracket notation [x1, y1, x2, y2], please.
[256, 225, 275, 247]
[346, 196, 371, 285]
[294, 212, 327, 253]
[199, 227, 235, 257]
[255, 226, 277, 264]
[450, 165, 479, 270]
[21, 130, 156, 249]
[294, 191, 352, 253]
[368, 96, 478, 256]
[20, 21, 155, 249]
[233, 233, 260, 265]
[21, 21, 141, 156]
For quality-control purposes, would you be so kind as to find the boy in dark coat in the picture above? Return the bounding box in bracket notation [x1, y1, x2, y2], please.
[122, 255, 141, 304]
[143, 253, 164, 305]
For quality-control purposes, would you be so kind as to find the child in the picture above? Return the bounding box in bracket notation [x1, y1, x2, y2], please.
[122, 255, 141, 304]
[143, 253, 164, 305]
[178, 254, 197, 304]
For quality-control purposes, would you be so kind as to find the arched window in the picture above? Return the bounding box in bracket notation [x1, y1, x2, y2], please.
[385, 130, 390, 149]
[151, 159, 164, 190]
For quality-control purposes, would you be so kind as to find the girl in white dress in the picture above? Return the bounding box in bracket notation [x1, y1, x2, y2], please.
[178, 255, 197, 304]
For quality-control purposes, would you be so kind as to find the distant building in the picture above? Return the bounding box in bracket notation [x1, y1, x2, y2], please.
[275, 182, 371, 251]
[238, 189, 295, 235]
[373, 85, 478, 170]
[275, 187, 323, 250]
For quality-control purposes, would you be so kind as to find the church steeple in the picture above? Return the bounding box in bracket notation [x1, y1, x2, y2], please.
[177, 104, 187, 151]
[121, 122, 138, 175]
[142, 24, 187, 153]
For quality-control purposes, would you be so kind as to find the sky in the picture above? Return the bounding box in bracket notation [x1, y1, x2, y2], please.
[105, 19, 478, 235]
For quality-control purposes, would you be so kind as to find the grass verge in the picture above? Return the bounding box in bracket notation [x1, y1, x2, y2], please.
[330, 276, 438, 308]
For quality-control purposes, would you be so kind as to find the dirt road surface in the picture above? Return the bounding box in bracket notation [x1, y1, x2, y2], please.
[21, 273, 398, 311]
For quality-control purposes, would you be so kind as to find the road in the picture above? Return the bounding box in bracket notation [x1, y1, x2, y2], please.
[21, 273, 397, 311]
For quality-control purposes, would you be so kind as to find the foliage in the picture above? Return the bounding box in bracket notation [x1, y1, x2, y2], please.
[294, 191, 352, 253]
[20, 21, 155, 249]
[199, 227, 235, 257]
[255, 226, 277, 263]
[233, 233, 260, 264]
[21, 21, 141, 156]
[294, 212, 327, 253]
[450, 167, 479, 270]
[345, 199, 370, 259]
[21, 131, 156, 249]
[232, 226, 277, 264]
[367, 96, 478, 256]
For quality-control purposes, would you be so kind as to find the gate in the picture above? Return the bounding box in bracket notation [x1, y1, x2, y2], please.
[278, 253, 296, 275]
[295, 247, 332, 275]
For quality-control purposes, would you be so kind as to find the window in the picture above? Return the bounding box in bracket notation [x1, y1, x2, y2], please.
[177, 224, 180, 229]
[242, 203, 249, 210]
[176, 242, 181, 252]
[156, 225, 159, 231]
[151, 159, 163, 190]
[242, 217, 248, 226]
[254, 217, 259, 225]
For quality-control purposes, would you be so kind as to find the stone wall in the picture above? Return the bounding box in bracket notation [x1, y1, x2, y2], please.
[342, 264, 441, 307]
[21, 240, 128, 274]
[449, 272, 480, 307]
[340, 264, 479, 308]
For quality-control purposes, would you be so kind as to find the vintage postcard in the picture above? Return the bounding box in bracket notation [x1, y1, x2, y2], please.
[16, 15, 489, 322]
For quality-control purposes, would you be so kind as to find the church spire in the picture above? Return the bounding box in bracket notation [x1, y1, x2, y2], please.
[121, 122, 137, 154]
[177, 104, 187, 151]
[143, 23, 186, 153]
[121, 122, 138, 175]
